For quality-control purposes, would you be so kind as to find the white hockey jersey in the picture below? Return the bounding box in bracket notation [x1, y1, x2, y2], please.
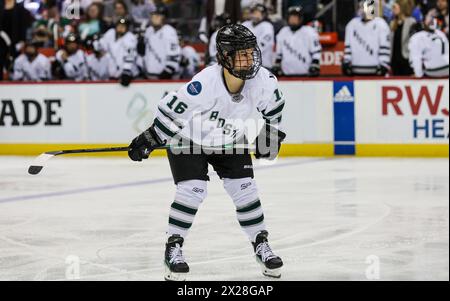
[140, 24, 181, 76]
[56, 49, 88, 81]
[13, 53, 51, 81]
[86, 53, 112, 80]
[242, 20, 275, 68]
[180, 45, 200, 79]
[408, 29, 449, 78]
[344, 17, 391, 74]
[275, 25, 322, 76]
[98, 29, 138, 78]
[153, 64, 285, 147]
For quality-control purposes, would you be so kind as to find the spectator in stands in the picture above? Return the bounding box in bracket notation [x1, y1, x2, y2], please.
[102, 0, 117, 24]
[112, 0, 134, 26]
[137, 4, 180, 79]
[98, 17, 138, 86]
[0, 0, 34, 80]
[129, 0, 156, 26]
[61, 0, 96, 15]
[78, 2, 108, 42]
[32, 1, 73, 49]
[390, 0, 416, 75]
[274, 5, 321, 77]
[242, 4, 275, 69]
[426, 0, 449, 36]
[12, 41, 52, 81]
[179, 34, 200, 79]
[54, 33, 88, 81]
[342, 0, 391, 76]
[408, 13, 449, 77]
[411, 0, 424, 22]
[85, 34, 112, 80]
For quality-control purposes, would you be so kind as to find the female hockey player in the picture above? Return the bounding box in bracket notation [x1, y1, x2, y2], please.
[127, 24, 286, 281]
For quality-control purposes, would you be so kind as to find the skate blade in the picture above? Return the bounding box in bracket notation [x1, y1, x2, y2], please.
[256, 257, 282, 278]
[261, 267, 281, 278]
[164, 264, 188, 281]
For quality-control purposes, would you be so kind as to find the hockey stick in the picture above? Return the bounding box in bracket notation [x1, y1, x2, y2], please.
[28, 144, 256, 175]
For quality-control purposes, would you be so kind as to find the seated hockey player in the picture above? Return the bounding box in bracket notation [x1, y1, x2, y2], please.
[55, 34, 88, 81]
[127, 24, 286, 281]
[408, 16, 449, 78]
[12, 41, 52, 81]
[98, 17, 138, 86]
[206, 13, 232, 66]
[273, 6, 321, 77]
[242, 4, 275, 69]
[178, 34, 200, 80]
[85, 34, 112, 81]
[342, 0, 391, 76]
[137, 4, 181, 79]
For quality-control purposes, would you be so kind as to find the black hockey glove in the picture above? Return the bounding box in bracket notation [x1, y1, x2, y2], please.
[159, 69, 173, 79]
[377, 65, 389, 76]
[308, 60, 320, 77]
[120, 71, 132, 87]
[254, 124, 286, 160]
[137, 36, 146, 56]
[271, 65, 282, 77]
[180, 56, 189, 68]
[342, 61, 353, 76]
[128, 125, 165, 161]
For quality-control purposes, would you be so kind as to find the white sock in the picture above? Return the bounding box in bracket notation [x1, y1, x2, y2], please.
[167, 180, 207, 238]
[223, 177, 267, 242]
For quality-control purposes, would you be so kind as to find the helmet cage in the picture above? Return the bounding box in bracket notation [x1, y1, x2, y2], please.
[216, 30, 262, 80]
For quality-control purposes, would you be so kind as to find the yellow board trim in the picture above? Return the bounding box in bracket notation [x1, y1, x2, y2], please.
[0, 143, 447, 157]
[356, 144, 449, 157]
[279, 144, 334, 157]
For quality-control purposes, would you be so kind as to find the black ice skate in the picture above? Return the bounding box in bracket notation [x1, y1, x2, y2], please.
[252, 231, 283, 278]
[164, 235, 189, 281]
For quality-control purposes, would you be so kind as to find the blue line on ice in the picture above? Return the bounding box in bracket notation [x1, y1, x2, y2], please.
[0, 159, 327, 204]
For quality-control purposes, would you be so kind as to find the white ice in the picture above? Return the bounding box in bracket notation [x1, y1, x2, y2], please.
[0, 156, 448, 281]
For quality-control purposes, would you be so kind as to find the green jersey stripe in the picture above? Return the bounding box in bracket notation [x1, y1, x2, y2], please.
[154, 118, 177, 137]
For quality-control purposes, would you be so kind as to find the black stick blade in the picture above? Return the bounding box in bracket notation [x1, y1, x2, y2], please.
[28, 165, 44, 175]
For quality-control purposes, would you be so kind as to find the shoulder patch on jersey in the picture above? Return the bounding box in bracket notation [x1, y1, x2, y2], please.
[187, 81, 202, 96]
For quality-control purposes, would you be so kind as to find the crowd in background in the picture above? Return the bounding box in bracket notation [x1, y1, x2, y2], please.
[0, 0, 448, 84]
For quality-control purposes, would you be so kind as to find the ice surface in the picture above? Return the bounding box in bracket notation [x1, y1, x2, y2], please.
[0, 156, 448, 280]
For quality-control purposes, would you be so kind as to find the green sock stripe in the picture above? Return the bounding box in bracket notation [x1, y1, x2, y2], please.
[169, 217, 192, 229]
[236, 199, 261, 213]
[171, 202, 198, 215]
[239, 214, 265, 227]
[154, 118, 177, 137]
